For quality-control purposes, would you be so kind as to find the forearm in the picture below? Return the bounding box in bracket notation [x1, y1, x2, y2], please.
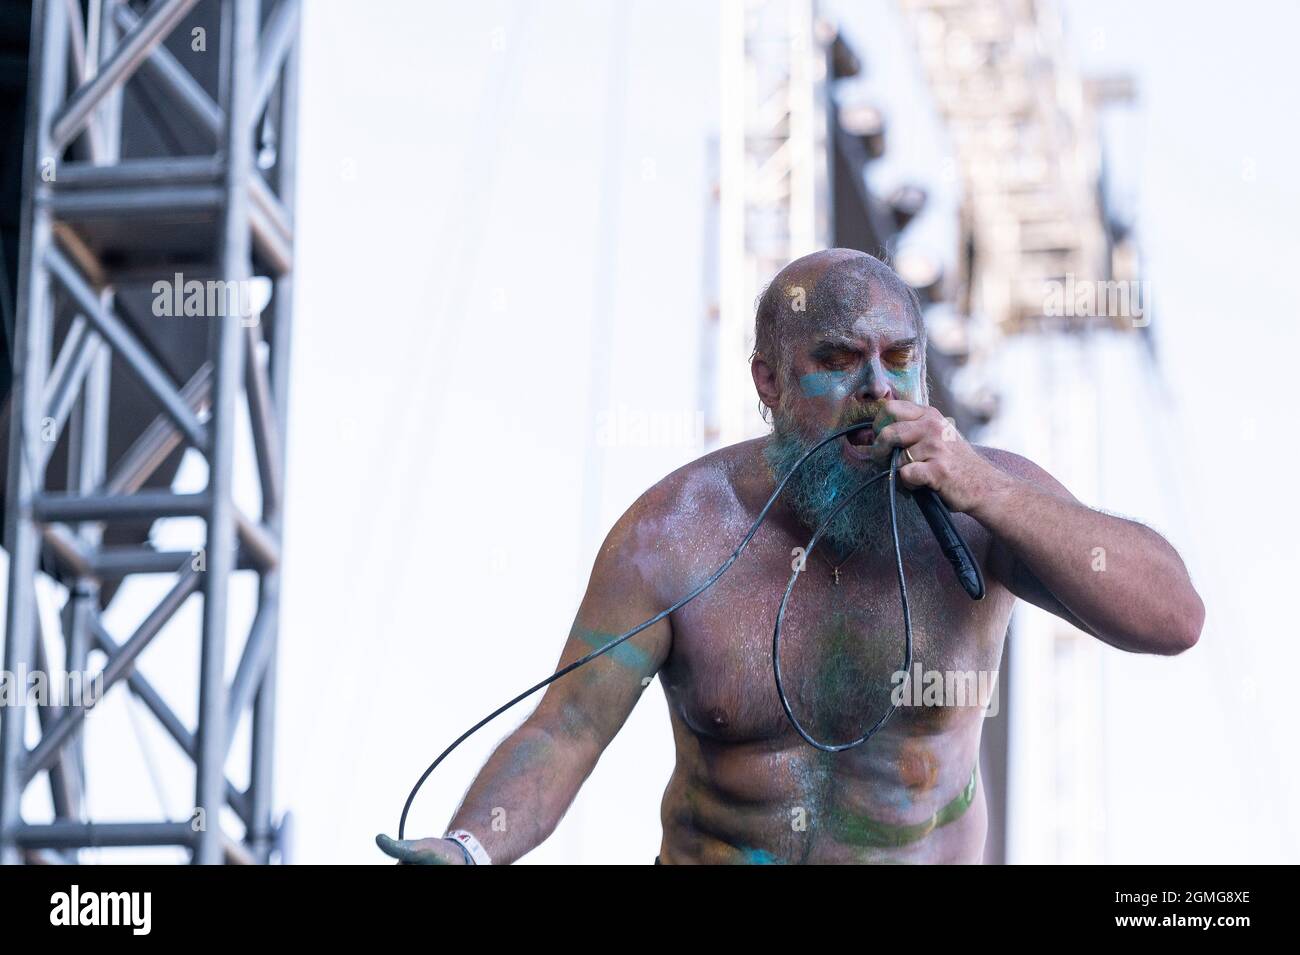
[445, 721, 594, 864]
[969, 470, 1204, 654]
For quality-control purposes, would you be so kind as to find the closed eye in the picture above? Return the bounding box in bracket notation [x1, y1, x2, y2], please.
[884, 346, 915, 366]
[812, 346, 858, 369]
[884, 338, 919, 367]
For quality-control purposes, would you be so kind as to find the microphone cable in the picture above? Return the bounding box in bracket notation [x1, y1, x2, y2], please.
[397, 423, 955, 839]
[772, 441, 911, 752]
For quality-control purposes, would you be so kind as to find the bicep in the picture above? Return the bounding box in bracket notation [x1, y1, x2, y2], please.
[527, 508, 672, 759]
[980, 448, 1102, 639]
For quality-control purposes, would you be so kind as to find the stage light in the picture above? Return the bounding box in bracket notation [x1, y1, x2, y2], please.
[829, 32, 861, 80]
[888, 183, 928, 231]
[838, 103, 885, 159]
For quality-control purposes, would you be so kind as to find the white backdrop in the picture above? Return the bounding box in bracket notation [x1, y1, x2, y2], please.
[279, 0, 720, 864]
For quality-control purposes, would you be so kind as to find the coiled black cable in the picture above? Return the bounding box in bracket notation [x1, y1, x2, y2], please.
[397, 422, 906, 839]
[772, 445, 909, 752]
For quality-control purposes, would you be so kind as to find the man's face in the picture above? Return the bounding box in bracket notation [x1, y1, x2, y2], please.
[762, 293, 928, 553]
[782, 295, 924, 455]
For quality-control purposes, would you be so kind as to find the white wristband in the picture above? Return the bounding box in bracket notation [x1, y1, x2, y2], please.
[445, 829, 492, 866]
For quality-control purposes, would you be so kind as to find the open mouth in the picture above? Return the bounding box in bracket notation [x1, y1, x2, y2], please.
[841, 424, 875, 460]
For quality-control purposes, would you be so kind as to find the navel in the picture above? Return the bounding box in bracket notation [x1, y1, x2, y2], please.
[898, 740, 940, 791]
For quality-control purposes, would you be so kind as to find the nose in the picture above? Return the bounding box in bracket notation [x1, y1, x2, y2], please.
[855, 357, 892, 403]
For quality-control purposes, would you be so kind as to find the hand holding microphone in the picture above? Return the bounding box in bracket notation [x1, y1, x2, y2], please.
[864, 401, 989, 601]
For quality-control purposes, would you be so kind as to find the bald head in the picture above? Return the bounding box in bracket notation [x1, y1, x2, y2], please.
[752, 249, 925, 383]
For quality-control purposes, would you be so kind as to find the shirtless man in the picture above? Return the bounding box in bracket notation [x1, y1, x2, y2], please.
[377, 248, 1204, 865]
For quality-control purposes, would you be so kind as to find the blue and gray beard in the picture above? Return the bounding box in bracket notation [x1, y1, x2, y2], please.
[762, 408, 928, 558]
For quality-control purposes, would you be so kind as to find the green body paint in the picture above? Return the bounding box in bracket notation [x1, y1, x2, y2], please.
[805, 611, 893, 736]
[826, 766, 978, 848]
[508, 735, 552, 774]
[375, 834, 453, 865]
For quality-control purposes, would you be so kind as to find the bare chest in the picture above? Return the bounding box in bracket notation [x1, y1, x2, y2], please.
[661, 521, 1012, 745]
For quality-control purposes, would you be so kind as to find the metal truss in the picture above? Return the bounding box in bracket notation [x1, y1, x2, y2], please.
[898, 0, 1123, 333]
[715, 0, 831, 446]
[0, 0, 299, 864]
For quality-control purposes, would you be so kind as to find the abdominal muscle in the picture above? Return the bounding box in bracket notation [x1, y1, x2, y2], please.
[656, 714, 989, 865]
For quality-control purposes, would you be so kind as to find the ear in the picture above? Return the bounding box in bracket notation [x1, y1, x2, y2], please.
[751, 354, 782, 414]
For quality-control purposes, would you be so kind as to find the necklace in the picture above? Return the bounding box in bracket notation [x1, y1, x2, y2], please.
[816, 540, 862, 585]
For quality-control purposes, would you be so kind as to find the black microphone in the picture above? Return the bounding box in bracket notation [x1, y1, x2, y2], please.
[909, 485, 985, 600]
[849, 419, 985, 601]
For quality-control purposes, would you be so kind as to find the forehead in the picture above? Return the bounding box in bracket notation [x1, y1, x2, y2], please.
[784, 289, 915, 347]
[832, 299, 911, 338]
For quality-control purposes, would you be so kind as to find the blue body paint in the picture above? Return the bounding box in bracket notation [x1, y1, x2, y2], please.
[575, 627, 654, 673]
[887, 364, 919, 392]
[797, 370, 852, 398]
[799, 360, 919, 401]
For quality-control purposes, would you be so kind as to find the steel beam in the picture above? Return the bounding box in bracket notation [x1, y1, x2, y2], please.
[55, 155, 224, 188]
[4, 0, 298, 867]
[33, 490, 212, 521]
[91, 621, 253, 826]
[40, 318, 103, 469]
[22, 569, 201, 784]
[50, 0, 202, 152]
[45, 244, 209, 452]
[249, 24, 299, 863]
[105, 362, 213, 495]
[1, 0, 69, 866]
[113, 1, 223, 147]
[244, 325, 283, 514]
[192, 0, 257, 866]
[14, 821, 197, 849]
[252, 0, 299, 121]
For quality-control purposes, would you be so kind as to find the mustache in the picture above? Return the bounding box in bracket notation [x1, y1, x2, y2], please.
[773, 404, 883, 449]
[833, 405, 884, 435]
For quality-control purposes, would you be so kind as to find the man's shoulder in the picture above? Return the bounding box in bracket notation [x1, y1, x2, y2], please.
[626, 437, 764, 527]
[593, 439, 763, 598]
[973, 444, 1031, 474]
[972, 444, 1073, 498]
[603, 438, 764, 551]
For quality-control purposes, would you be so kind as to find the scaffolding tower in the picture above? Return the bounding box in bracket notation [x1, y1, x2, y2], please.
[0, 0, 299, 864]
[713, 0, 831, 447]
